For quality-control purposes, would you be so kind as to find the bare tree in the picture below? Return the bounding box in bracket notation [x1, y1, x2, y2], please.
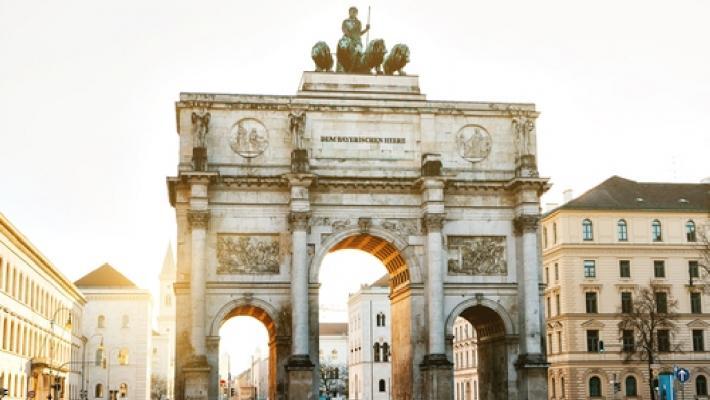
[618, 284, 680, 400]
[319, 363, 347, 398]
[150, 374, 167, 400]
[696, 224, 710, 288]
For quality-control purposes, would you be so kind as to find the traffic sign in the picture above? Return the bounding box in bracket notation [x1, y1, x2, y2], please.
[676, 368, 691, 383]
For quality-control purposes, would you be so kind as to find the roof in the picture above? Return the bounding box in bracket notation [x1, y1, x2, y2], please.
[319, 322, 348, 336]
[74, 263, 139, 288]
[551, 176, 709, 213]
[370, 274, 389, 288]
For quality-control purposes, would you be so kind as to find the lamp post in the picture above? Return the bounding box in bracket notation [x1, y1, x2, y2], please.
[33, 306, 73, 400]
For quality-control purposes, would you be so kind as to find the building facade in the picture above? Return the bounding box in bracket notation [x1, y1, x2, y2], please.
[541, 176, 710, 399]
[75, 264, 153, 400]
[453, 317, 477, 400]
[152, 246, 176, 400]
[319, 323, 348, 399]
[347, 276, 391, 400]
[0, 212, 86, 400]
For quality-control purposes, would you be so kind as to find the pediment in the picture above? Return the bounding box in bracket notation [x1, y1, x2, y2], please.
[581, 319, 605, 329]
[687, 319, 710, 328]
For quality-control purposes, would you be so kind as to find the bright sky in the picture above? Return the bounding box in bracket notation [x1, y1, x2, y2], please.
[1, 0, 709, 374]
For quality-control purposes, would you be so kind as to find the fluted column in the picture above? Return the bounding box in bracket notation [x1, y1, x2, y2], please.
[188, 209, 209, 357]
[514, 214, 543, 355]
[423, 214, 446, 355]
[289, 211, 310, 357]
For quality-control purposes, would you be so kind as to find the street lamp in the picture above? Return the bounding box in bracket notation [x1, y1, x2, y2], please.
[32, 306, 74, 400]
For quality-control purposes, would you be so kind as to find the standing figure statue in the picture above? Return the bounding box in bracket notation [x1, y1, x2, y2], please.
[512, 114, 535, 158]
[337, 7, 370, 72]
[288, 111, 306, 150]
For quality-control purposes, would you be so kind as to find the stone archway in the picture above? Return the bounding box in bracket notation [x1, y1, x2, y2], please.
[446, 299, 518, 400]
[310, 228, 423, 400]
[208, 299, 290, 400]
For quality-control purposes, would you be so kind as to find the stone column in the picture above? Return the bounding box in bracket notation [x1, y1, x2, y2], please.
[514, 213, 548, 399]
[420, 177, 452, 400]
[285, 175, 314, 400]
[188, 209, 209, 357]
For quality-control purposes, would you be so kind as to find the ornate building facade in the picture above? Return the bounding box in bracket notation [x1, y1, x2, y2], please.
[453, 317, 477, 400]
[347, 276, 391, 400]
[75, 264, 152, 400]
[0, 212, 85, 400]
[541, 176, 710, 399]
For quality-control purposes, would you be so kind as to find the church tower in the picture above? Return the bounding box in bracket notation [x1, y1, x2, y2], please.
[153, 244, 176, 400]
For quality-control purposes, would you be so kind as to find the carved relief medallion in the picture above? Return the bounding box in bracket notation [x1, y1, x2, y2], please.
[447, 236, 507, 275]
[456, 125, 492, 163]
[229, 118, 269, 158]
[217, 234, 280, 274]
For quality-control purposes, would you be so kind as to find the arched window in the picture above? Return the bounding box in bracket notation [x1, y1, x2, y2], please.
[617, 219, 628, 241]
[97, 315, 105, 329]
[589, 376, 602, 397]
[625, 376, 637, 396]
[373, 343, 381, 362]
[652, 219, 662, 241]
[95, 384, 104, 398]
[382, 343, 390, 362]
[380, 313, 386, 327]
[582, 219, 593, 241]
[95, 348, 104, 366]
[698, 375, 708, 396]
[119, 383, 128, 398]
[378, 379, 386, 392]
[118, 348, 129, 365]
[686, 220, 697, 242]
[551, 377, 556, 397]
[121, 315, 129, 328]
[331, 349, 337, 361]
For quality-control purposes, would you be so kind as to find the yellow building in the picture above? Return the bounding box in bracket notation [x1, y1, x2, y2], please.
[541, 176, 709, 399]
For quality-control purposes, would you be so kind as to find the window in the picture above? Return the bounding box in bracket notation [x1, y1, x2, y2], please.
[625, 376, 637, 396]
[382, 343, 389, 362]
[621, 292, 633, 314]
[545, 267, 550, 284]
[654, 260, 665, 278]
[585, 292, 598, 313]
[118, 348, 129, 365]
[697, 375, 708, 396]
[686, 220, 697, 242]
[543, 227, 548, 248]
[554, 263, 559, 281]
[617, 219, 628, 241]
[547, 334, 552, 354]
[95, 349, 104, 367]
[378, 379, 386, 392]
[551, 377, 556, 398]
[657, 329, 670, 352]
[589, 376, 602, 397]
[693, 330, 704, 352]
[622, 330, 634, 352]
[689, 261, 700, 279]
[652, 219, 662, 241]
[561, 377, 565, 398]
[97, 315, 105, 329]
[619, 260, 631, 278]
[121, 315, 129, 328]
[95, 384, 104, 398]
[691, 292, 702, 314]
[586, 330, 599, 352]
[555, 294, 561, 316]
[655, 292, 668, 313]
[582, 219, 593, 240]
[584, 260, 596, 278]
[373, 343, 381, 362]
[557, 331, 562, 353]
[546, 297, 551, 317]
[119, 383, 128, 398]
[553, 223, 558, 244]
[331, 349, 337, 361]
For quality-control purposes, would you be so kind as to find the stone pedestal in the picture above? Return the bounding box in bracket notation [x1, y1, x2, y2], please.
[420, 354, 453, 400]
[192, 147, 207, 171]
[285, 355, 314, 400]
[183, 356, 211, 400]
[515, 353, 549, 399]
[291, 149, 309, 173]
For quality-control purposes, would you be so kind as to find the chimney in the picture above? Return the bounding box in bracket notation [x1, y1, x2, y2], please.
[563, 189, 574, 203]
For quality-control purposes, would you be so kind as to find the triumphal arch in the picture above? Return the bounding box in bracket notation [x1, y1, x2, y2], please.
[168, 15, 549, 399]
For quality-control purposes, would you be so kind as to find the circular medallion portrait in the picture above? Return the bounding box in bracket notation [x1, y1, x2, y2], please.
[229, 118, 269, 158]
[456, 124, 492, 163]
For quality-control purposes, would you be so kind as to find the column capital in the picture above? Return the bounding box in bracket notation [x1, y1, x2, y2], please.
[513, 214, 540, 234]
[422, 214, 445, 233]
[188, 210, 210, 229]
[289, 211, 311, 231]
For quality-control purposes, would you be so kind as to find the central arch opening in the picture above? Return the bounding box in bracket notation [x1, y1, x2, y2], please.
[451, 305, 509, 400]
[316, 232, 413, 400]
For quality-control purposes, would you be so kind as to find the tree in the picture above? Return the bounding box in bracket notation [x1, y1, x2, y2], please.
[696, 224, 710, 290]
[319, 363, 347, 398]
[618, 284, 679, 400]
[150, 374, 167, 400]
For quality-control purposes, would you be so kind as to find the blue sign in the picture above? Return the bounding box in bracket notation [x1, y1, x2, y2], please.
[658, 373, 675, 400]
[676, 368, 691, 383]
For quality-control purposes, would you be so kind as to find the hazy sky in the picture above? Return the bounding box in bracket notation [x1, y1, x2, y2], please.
[1, 0, 709, 374]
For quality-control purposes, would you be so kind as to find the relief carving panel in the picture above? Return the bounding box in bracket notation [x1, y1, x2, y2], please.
[447, 236, 507, 275]
[217, 234, 280, 274]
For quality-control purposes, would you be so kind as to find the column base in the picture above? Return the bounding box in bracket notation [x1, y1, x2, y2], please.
[515, 353, 549, 399]
[285, 355, 314, 400]
[420, 354, 453, 400]
[183, 356, 211, 400]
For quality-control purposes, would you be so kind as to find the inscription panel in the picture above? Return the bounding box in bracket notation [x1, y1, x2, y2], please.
[311, 119, 416, 160]
[447, 236, 507, 275]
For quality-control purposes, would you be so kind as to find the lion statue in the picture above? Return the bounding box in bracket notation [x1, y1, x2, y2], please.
[360, 38, 386, 74]
[384, 43, 410, 75]
[311, 41, 334, 72]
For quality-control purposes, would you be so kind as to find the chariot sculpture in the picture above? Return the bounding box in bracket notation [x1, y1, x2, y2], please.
[311, 7, 410, 75]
